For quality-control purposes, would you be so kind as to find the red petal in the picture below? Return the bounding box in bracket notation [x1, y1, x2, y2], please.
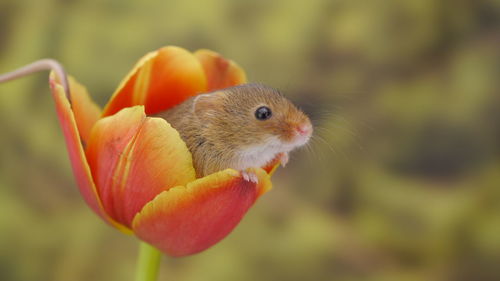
[132, 168, 271, 256]
[102, 46, 207, 116]
[49, 74, 128, 232]
[194, 49, 247, 91]
[85, 106, 196, 226]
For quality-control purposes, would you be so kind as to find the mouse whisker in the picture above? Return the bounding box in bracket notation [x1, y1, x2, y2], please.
[314, 124, 366, 155]
[311, 133, 352, 163]
[305, 140, 325, 165]
[310, 134, 336, 158]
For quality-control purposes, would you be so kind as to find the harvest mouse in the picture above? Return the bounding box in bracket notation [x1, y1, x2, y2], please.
[155, 83, 313, 182]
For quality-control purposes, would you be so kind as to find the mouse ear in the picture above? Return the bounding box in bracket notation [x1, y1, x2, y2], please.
[192, 91, 225, 119]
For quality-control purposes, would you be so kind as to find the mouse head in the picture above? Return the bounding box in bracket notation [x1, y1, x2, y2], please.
[193, 84, 312, 157]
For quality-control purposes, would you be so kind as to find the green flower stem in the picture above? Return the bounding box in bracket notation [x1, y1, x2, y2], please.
[135, 242, 162, 281]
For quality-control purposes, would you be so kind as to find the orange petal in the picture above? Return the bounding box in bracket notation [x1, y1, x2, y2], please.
[194, 49, 247, 91]
[86, 106, 196, 227]
[67, 76, 101, 144]
[49, 73, 128, 233]
[132, 168, 272, 257]
[102, 46, 207, 117]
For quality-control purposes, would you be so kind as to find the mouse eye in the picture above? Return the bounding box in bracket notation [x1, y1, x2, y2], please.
[255, 106, 272, 120]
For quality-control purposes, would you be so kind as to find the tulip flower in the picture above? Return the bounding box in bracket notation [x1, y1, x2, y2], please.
[48, 46, 279, 258]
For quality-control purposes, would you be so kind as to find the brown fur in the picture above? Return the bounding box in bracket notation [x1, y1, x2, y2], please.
[155, 83, 311, 178]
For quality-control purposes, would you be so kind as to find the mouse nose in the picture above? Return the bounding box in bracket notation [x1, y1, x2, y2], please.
[296, 123, 312, 137]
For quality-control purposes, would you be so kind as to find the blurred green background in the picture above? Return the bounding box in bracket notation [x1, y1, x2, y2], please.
[1, 0, 500, 280]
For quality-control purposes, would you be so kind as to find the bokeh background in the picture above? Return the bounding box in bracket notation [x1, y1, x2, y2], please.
[1, 0, 500, 280]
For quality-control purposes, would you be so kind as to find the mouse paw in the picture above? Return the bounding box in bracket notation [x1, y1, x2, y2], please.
[241, 170, 259, 184]
[279, 152, 289, 167]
